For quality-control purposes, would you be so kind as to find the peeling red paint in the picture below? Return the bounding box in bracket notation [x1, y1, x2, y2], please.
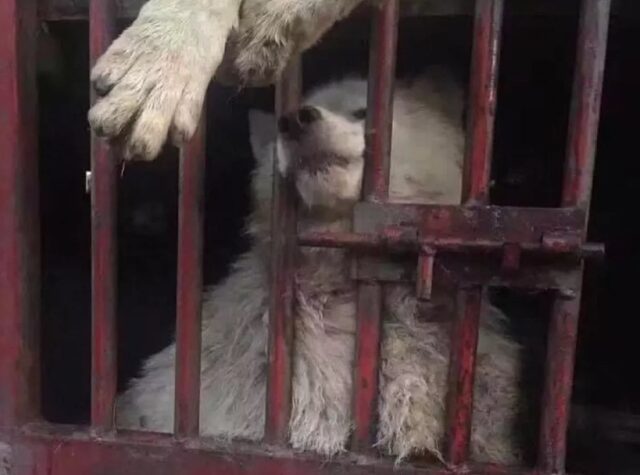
[89, 0, 118, 433]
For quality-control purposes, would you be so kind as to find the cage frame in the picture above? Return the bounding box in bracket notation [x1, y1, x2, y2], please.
[0, 0, 611, 474]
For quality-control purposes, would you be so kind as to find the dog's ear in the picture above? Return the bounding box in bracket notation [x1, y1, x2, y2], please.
[248, 109, 277, 163]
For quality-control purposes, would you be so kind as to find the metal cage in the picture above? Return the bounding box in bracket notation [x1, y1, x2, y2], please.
[0, 0, 611, 474]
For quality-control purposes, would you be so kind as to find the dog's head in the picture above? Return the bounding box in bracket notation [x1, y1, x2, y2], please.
[248, 72, 464, 225]
[250, 78, 368, 218]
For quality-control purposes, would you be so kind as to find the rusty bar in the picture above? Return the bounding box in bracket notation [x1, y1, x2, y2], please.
[265, 57, 302, 445]
[0, 0, 40, 427]
[37, 0, 633, 21]
[89, 0, 118, 432]
[351, 283, 384, 449]
[539, 0, 611, 471]
[562, 0, 611, 211]
[16, 422, 541, 475]
[362, 0, 399, 202]
[462, 0, 504, 205]
[539, 290, 582, 473]
[298, 229, 604, 259]
[500, 243, 521, 272]
[416, 247, 436, 301]
[174, 117, 206, 437]
[445, 288, 483, 465]
[445, 0, 503, 465]
[351, 0, 399, 452]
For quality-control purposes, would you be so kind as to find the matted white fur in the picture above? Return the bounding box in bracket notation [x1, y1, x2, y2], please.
[0, 442, 10, 475]
[117, 71, 524, 464]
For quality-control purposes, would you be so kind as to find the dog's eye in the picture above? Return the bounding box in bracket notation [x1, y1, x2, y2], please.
[352, 108, 367, 120]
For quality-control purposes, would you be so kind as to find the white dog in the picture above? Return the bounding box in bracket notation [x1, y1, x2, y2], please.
[116, 70, 524, 464]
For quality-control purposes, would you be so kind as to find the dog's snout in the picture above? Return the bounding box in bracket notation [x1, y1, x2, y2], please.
[277, 106, 321, 138]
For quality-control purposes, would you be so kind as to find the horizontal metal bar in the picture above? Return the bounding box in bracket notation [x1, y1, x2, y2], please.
[38, 0, 636, 21]
[354, 203, 589, 243]
[298, 230, 604, 259]
[7, 423, 547, 475]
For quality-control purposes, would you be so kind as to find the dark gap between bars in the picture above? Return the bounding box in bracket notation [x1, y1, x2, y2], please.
[444, 0, 504, 466]
[265, 58, 302, 444]
[89, 0, 118, 432]
[539, 0, 611, 472]
[351, 0, 399, 452]
[174, 116, 206, 438]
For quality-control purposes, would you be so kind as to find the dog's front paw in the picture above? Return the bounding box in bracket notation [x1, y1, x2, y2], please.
[89, 10, 229, 161]
[218, 12, 296, 87]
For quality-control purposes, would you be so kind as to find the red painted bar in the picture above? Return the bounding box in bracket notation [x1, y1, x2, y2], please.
[265, 58, 302, 444]
[362, 0, 399, 202]
[445, 0, 504, 465]
[298, 229, 603, 258]
[539, 0, 611, 471]
[352, 283, 384, 449]
[462, 0, 504, 206]
[562, 0, 611, 211]
[89, 0, 118, 432]
[351, 0, 399, 452]
[0, 0, 40, 427]
[538, 291, 582, 473]
[416, 247, 436, 301]
[14, 424, 540, 475]
[174, 116, 206, 437]
[446, 290, 482, 465]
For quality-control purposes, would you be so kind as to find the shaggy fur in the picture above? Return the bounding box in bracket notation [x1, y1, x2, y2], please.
[117, 71, 524, 464]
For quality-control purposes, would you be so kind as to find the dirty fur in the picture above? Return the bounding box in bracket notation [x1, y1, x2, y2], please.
[116, 70, 524, 464]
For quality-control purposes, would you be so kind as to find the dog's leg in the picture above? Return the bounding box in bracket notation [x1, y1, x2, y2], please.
[219, 0, 366, 86]
[377, 323, 449, 462]
[88, 0, 242, 161]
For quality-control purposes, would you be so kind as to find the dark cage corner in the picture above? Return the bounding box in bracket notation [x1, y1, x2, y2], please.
[1, 0, 640, 474]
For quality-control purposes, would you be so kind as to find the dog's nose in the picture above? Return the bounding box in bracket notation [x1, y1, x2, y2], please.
[277, 106, 321, 138]
[297, 105, 321, 125]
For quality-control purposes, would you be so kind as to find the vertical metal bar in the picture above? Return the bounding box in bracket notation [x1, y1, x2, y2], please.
[445, 0, 503, 465]
[174, 116, 206, 437]
[445, 288, 482, 465]
[351, 0, 398, 451]
[539, 0, 611, 471]
[462, 0, 504, 206]
[265, 58, 302, 444]
[89, 0, 118, 432]
[539, 290, 582, 473]
[362, 0, 399, 203]
[0, 0, 40, 427]
[561, 0, 611, 212]
[352, 282, 384, 450]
